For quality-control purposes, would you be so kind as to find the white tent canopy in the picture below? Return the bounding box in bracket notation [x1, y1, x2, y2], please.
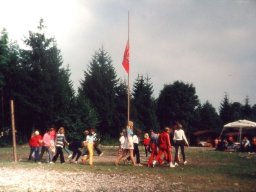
[221, 119, 256, 142]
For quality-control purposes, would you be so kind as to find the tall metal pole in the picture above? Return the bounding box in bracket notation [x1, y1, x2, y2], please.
[10, 99, 17, 162]
[127, 11, 130, 124]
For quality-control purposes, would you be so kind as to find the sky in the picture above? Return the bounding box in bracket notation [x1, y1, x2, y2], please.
[1, 0, 256, 110]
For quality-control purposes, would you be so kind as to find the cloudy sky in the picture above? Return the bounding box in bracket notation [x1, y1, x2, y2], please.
[1, 0, 256, 110]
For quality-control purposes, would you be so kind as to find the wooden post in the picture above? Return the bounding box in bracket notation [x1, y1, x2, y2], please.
[10, 99, 17, 162]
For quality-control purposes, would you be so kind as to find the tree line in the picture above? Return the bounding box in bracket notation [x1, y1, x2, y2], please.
[1, 20, 256, 145]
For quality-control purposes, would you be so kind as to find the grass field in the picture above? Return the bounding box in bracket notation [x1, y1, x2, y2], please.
[0, 145, 256, 191]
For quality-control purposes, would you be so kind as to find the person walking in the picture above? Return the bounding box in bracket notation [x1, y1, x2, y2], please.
[153, 127, 175, 168]
[52, 127, 69, 164]
[29, 130, 43, 163]
[143, 133, 151, 158]
[68, 141, 85, 163]
[40, 128, 54, 163]
[83, 129, 96, 166]
[173, 121, 189, 165]
[147, 130, 159, 167]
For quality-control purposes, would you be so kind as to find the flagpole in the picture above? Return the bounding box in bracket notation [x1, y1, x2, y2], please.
[127, 11, 130, 124]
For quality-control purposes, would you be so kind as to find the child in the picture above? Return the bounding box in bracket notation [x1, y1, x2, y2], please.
[29, 130, 43, 163]
[52, 127, 69, 164]
[143, 133, 151, 158]
[115, 130, 128, 166]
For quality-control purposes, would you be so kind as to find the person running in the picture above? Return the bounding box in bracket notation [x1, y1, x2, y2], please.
[173, 121, 189, 165]
[153, 127, 175, 168]
[52, 127, 69, 164]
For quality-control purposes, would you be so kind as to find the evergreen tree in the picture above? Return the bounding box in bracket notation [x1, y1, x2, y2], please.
[199, 101, 220, 132]
[18, 19, 74, 136]
[132, 75, 158, 132]
[230, 102, 242, 121]
[79, 48, 118, 137]
[219, 93, 233, 125]
[157, 81, 199, 131]
[252, 104, 256, 121]
[241, 96, 252, 119]
[113, 79, 128, 136]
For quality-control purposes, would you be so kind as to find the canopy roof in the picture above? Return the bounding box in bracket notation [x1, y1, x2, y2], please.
[221, 119, 256, 142]
[224, 119, 256, 129]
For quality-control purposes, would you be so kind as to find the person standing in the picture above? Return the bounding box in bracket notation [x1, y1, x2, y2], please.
[173, 121, 189, 165]
[52, 127, 69, 164]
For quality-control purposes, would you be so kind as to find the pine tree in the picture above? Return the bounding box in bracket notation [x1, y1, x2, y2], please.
[132, 75, 158, 132]
[219, 93, 233, 125]
[79, 48, 118, 137]
[113, 79, 128, 136]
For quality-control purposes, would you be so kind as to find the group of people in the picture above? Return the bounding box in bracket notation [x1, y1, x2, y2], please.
[28, 120, 189, 168]
[115, 120, 189, 168]
[28, 127, 103, 166]
[215, 135, 256, 152]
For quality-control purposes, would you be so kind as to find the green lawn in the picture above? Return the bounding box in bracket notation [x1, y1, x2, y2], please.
[0, 145, 255, 191]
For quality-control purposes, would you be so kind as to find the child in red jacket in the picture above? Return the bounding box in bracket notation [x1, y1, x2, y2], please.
[143, 133, 151, 158]
[29, 130, 43, 162]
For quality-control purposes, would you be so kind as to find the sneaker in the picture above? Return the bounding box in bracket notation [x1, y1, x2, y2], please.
[99, 152, 103, 157]
[170, 162, 175, 168]
[68, 154, 72, 159]
[49, 161, 54, 164]
[74, 161, 78, 164]
[152, 160, 156, 168]
[174, 162, 179, 166]
[184, 161, 187, 165]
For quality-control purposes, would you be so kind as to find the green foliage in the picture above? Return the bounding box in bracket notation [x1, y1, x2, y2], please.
[79, 48, 118, 137]
[219, 93, 233, 125]
[157, 81, 199, 130]
[113, 79, 128, 135]
[196, 101, 220, 132]
[132, 75, 158, 132]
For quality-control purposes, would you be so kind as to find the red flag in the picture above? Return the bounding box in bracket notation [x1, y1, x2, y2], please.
[122, 40, 129, 74]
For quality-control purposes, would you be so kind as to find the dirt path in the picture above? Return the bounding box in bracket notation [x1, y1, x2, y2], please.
[0, 151, 183, 192]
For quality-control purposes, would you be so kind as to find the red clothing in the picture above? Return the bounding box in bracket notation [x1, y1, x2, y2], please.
[143, 138, 150, 146]
[155, 132, 172, 164]
[49, 130, 56, 140]
[29, 135, 43, 147]
[148, 143, 158, 166]
[158, 132, 171, 150]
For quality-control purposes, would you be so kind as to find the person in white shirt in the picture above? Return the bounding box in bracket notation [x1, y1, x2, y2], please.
[173, 121, 189, 165]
